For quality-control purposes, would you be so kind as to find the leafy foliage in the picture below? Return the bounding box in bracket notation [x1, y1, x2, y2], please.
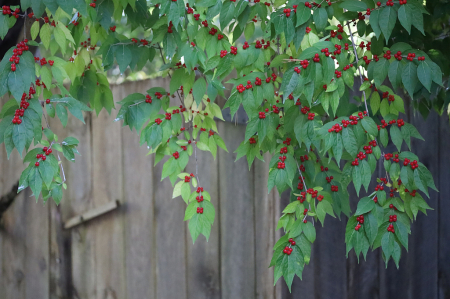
[0, 0, 442, 291]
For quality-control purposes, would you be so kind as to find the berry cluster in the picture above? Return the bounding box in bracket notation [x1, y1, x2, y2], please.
[363, 145, 373, 154]
[394, 51, 403, 61]
[34, 147, 53, 166]
[197, 187, 204, 193]
[155, 118, 162, 125]
[304, 1, 313, 8]
[209, 27, 218, 35]
[167, 21, 174, 33]
[305, 26, 312, 34]
[299, 59, 309, 69]
[230, 46, 237, 55]
[196, 195, 204, 202]
[312, 53, 320, 63]
[417, 56, 426, 61]
[293, 66, 301, 74]
[202, 20, 208, 27]
[331, 185, 339, 192]
[351, 151, 367, 166]
[173, 151, 179, 159]
[194, 14, 200, 20]
[335, 70, 342, 78]
[389, 187, 398, 198]
[307, 188, 318, 198]
[297, 181, 304, 190]
[277, 160, 286, 169]
[242, 41, 249, 50]
[375, 184, 385, 191]
[328, 123, 343, 133]
[317, 194, 324, 201]
[297, 192, 306, 203]
[326, 176, 334, 183]
[145, 94, 152, 103]
[283, 8, 291, 17]
[406, 52, 416, 61]
[165, 112, 172, 120]
[387, 223, 395, 233]
[301, 106, 310, 114]
[385, 0, 394, 6]
[320, 166, 329, 172]
[299, 155, 309, 163]
[9, 39, 30, 71]
[283, 245, 293, 255]
[259, 111, 266, 119]
[220, 50, 228, 58]
[270, 73, 277, 82]
[197, 207, 204, 214]
[333, 44, 343, 55]
[355, 215, 364, 230]
[307, 112, 315, 120]
[249, 137, 257, 144]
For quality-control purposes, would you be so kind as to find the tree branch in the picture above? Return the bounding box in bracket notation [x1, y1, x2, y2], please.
[0, 181, 19, 218]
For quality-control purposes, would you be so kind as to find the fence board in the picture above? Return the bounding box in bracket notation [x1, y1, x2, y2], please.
[185, 136, 221, 299]
[90, 86, 126, 299]
[438, 114, 450, 299]
[120, 81, 157, 299]
[218, 121, 256, 299]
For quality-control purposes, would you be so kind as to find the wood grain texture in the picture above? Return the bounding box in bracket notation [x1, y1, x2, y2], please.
[90, 84, 126, 299]
[218, 121, 256, 299]
[438, 114, 450, 299]
[185, 130, 221, 299]
[120, 80, 157, 299]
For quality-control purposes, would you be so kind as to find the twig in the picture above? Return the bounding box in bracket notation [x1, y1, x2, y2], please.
[346, 20, 369, 115]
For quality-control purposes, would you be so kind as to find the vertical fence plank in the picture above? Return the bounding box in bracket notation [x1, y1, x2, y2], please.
[153, 82, 188, 299]
[218, 121, 255, 299]
[254, 153, 276, 299]
[438, 114, 450, 299]
[119, 81, 157, 299]
[90, 86, 126, 299]
[0, 95, 28, 299]
[185, 136, 221, 299]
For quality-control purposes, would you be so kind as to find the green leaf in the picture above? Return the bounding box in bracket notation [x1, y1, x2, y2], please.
[192, 77, 206, 105]
[313, 7, 328, 32]
[398, 4, 412, 34]
[370, 91, 381, 115]
[339, 0, 367, 11]
[116, 45, 132, 73]
[219, 0, 235, 30]
[56, 104, 68, 127]
[342, 127, 357, 157]
[355, 197, 375, 215]
[417, 61, 432, 92]
[373, 59, 390, 87]
[28, 167, 43, 199]
[361, 160, 372, 192]
[296, 5, 311, 26]
[280, 68, 299, 102]
[302, 221, 316, 243]
[379, 7, 397, 42]
[390, 125, 403, 151]
[364, 212, 378, 245]
[369, 9, 381, 38]
[402, 62, 418, 99]
[361, 117, 378, 136]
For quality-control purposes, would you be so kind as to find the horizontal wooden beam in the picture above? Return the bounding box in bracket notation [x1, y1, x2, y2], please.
[64, 199, 120, 229]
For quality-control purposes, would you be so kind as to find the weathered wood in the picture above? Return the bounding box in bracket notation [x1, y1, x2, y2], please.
[185, 128, 221, 299]
[152, 80, 188, 299]
[90, 85, 127, 299]
[438, 114, 450, 299]
[254, 153, 276, 299]
[120, 80, 157, 299]
[218, 121, 255, 299]
[63, 200, 120, 229]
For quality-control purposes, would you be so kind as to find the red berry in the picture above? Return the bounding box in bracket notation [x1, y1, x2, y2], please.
[46, 99, 51, 104]
[35, 162, 40, 166]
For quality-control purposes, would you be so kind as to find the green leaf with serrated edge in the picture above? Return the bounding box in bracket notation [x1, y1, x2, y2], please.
[313, 7, 328, 32]
[379, 7, 397, 42]
[280, 68, 299, 102]
[402, 62, 418, 99]
[394, 221, 409, 251]
[390, 125, 403, 151]
[417, 61, 432, 92]
[369, 9, 381, 38]
[355, 197, 375, 215]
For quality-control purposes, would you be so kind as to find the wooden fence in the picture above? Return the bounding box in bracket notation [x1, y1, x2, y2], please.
[0, 78, 449, 299]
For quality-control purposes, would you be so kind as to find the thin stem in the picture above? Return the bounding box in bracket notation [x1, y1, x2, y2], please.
[346, 20, 369, 115]
[158, 46, 184, 105]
